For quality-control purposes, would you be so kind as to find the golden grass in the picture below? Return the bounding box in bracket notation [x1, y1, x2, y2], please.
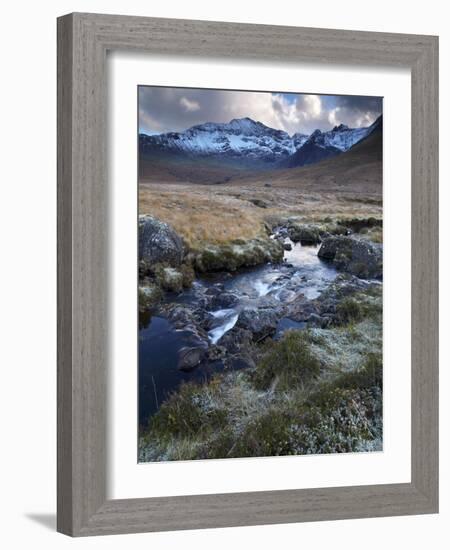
[139, 182, 382, 247]
[139, 184, 266, 246]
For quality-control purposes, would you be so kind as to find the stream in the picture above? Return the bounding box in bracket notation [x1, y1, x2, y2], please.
[139, 240, 338, 425]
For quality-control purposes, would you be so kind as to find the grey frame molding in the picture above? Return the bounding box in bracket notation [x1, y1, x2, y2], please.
[57, 12, 439, 536]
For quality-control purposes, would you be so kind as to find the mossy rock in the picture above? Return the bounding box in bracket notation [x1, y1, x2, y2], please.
[138, 283, 163, 312]
[288, 224, 322, 244]
[194, 238, 283, 273]
[318, 236, 382, 279]
[153, 264, 184, 293]
[337, 217, 382, 233]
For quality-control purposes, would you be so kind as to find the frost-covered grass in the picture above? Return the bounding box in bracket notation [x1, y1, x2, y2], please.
[139, 287, 383, 461]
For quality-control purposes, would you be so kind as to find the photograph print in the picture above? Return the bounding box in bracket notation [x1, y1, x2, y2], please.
[138, 86, 383, 462]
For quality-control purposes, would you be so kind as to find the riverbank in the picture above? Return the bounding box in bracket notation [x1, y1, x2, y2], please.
[139, 283, 382, 461]
[137, 185, 383, 460]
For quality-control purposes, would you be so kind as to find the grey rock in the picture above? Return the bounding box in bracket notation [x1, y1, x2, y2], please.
[318, 236, 382, 279]
[210, 292, 240, 309]
[177, 345, 207, 372]
[139, 215, 185, 270]
[219, 327, 253, 354]
[237, 307, 280, 339]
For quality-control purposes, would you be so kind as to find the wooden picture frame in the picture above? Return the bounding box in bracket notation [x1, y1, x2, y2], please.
[57, 12, 438, 536]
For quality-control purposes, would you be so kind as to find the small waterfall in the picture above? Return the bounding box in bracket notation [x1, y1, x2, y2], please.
[254, 280, 272, 296]
[208, 310, 239, 344]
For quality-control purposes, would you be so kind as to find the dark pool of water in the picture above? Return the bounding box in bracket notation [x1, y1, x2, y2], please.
[139, 241, 338, 425]
[139, 316, 227, 425]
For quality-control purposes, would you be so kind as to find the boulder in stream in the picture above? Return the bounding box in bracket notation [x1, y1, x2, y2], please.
[287, 224, 322, 245]
[139, 215, 185, 270]
[318, 236, 382, 279]
[237, 307, 281, 340]
[177, 345, 207, 372]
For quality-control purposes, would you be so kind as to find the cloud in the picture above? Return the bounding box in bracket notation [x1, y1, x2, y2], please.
[138, 86, 382, 136]
[179, 96, 200, 112]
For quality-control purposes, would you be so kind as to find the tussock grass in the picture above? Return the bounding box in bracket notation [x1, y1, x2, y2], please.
[139, 184, 266, 246]
[139, 182, 382, 248]
[139, 293, 383, 461]
[253, 331, 321, 391]
[138, 180, 383, 461]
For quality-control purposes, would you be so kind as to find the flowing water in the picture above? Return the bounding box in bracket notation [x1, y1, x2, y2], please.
[139, 240, 338, 425]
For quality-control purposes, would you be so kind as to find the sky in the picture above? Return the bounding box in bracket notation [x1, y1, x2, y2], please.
[138, 86, 382, 137]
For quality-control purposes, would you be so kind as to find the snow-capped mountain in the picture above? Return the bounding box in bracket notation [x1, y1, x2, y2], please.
[285, 137, 341, 168]
[139, 116, 381, 169]
[140, 117, 306, 164]
[306, 121, 377, 151]
[285, 116, 382, 168]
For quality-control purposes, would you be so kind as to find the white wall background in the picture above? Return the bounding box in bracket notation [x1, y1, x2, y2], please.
[0, 1, 447, 548]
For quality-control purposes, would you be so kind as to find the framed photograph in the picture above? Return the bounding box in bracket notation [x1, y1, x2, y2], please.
[57, 13, 438, 536]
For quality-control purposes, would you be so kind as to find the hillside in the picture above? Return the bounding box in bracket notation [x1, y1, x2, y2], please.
[233, 125, 382, 195]
[139, 116, 381, 186]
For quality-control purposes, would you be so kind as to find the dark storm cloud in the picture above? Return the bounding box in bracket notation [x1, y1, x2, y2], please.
[139, 86, 382, 136]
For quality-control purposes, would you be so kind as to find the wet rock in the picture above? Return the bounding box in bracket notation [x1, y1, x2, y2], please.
[276, 289, 298, 303]
[318, 236, 382, 279]
[139, 215, 184, 270]
[283, 241, 292, 251]
[205, 309, 235, 331]
[288, 224, 322, 245]
[287, 298, 320, 322]
[315, 274, 375, 306]
[164, 305, 209, 340]
[237, 308, 280, 340]
[275, 226, 289, 238]
[207, 344, 227, 361]
[205, 284, 225, 296]
[210, 292, 240, 309]
[219, 327, 253, 354]
[286, 273, 381, 328]
[177, 345, 207, 372]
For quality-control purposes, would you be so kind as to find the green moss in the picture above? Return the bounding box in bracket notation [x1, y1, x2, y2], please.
[336, 297, 364, 324]
[226, 409, 293, 457]
[148, 379, 228, 439]
[254, 330, 321, 391]
[139, 319, 383, 461]
[180, 263, 195, 288]
[138, 284, 163, 312]
[332, 353, 382, 392]
[153, 264, 184, 292]
[194, 238, 283, 273]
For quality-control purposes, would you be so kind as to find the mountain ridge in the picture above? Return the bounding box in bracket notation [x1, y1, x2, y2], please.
[140, 115, 381, 168]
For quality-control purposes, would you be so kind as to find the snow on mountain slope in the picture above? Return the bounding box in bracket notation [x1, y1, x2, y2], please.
[139, 116, 380, 167]
[284, 116, 382, 168]
[140, 117, 305, 162]
[308, 119, 379, 152]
